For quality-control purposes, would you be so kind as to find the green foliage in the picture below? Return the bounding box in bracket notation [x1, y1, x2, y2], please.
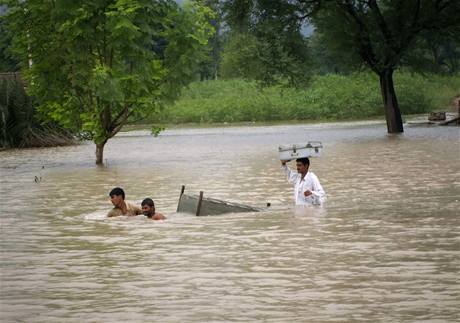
[0, 76, 74, 148]
[307, 31, 363, 75]
[6, 0, 213, 162]
[308, 1, 460, 74]
[159, 1, 215, 95]
[220, 30, 310, 86]
[0, 77, 32, 147]
[193, 0, 223, 80]
[405, 72, 460, 111]
[159, 73, 460, 124]
[0, 13, 19, 72]
[402, 28, 460, 74]
[247, 0, 460, 132]
[150, 124, 165, 137]
[221, 0, 253, 33]
[220, 1, 310, 86]
[220, 33, 264, 80]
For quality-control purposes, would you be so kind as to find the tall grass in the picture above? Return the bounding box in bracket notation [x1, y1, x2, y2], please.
[158, 72, 460, 124]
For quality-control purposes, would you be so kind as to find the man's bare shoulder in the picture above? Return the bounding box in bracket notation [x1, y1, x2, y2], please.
[152, 213, 166, 220]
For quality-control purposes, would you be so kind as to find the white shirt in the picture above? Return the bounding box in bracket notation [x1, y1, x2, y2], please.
[282, 165, 326, 206]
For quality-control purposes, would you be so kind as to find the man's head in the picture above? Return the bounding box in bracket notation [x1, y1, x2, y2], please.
[109, 187, 125, 207]
[296, 157, 310, 175]
[141, 198, 155, 217]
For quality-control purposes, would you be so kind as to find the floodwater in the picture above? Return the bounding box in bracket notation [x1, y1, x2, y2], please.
[0, 121, 459, 322]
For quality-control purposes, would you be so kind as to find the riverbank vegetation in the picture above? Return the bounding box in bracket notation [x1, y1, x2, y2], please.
[2, 1, 213, 163]
[0, 77, 75, 149]
[1, 1, 459, 161]
[158, 73, 460, 124]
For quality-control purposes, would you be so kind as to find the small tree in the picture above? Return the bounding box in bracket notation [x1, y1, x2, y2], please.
[7, 0, 213, 164]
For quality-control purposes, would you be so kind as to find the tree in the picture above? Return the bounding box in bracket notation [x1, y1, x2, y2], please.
[0, 75, 75, 148]
[224, 0, 460, 133]
[222, 0, 253, 33]
[195, 0, 224, 80]
[307, 30, 363, 75]
[402, 27, 460, 74]
[310, 0, 460, 133]
[0, 9, 19, 72]
[220, 32, 262, 79]
[251, 0, 311, 86]
[6, 0, 214, 164]
[221, 0, 310, 86]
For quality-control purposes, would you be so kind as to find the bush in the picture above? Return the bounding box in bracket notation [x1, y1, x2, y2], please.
[156, 72, 460, 124]
[0, 75, 75, 149]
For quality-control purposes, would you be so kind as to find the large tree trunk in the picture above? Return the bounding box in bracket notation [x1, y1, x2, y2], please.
[95, 140, 107, 165]
[379, 69, 404, 133]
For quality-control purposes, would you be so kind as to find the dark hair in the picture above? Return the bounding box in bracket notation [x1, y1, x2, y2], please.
[296, 157, 310, 166]
[109, 187, 125, 199]
[141, 198, 155, 207]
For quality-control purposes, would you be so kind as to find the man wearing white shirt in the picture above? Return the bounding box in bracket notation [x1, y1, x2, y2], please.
[281, 157, 326, 206]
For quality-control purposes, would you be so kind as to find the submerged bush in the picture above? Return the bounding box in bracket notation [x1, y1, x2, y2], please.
[0, 75, 75, 149]
[158, 72, 459, 124]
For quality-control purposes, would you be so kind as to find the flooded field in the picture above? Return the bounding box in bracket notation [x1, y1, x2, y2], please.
[1, 121, 459, 322]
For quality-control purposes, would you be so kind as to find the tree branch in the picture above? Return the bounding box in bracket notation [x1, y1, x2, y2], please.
[338, 0, 379, 71]
[108, 104, 131, 138]
[295, 0, 324, 20]
[368, 0, 392, 43]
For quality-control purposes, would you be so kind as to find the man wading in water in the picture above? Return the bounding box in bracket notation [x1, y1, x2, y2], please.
[281, 157, 326, 206]
[107, 187, 142, 217]
[141, 198, 166, 220]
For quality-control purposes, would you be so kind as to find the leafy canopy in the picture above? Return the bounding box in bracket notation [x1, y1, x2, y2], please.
[6, 0, 214, 146]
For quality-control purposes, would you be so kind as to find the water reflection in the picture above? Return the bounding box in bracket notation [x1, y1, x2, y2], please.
[1, 122, 459, 322]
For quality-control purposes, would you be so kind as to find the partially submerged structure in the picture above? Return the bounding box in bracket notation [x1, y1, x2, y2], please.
[176, 186, 262, 216]
[407, 99, 460, 127]
[407, 112, 459, 126]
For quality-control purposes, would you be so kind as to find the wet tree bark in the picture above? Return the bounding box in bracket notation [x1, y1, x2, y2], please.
[95, 140, 107, 165]
[379, 68, 404, 133]
[94, 104, 129, 165]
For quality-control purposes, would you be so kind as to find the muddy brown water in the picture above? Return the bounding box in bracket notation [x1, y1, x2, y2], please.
[1, 121, 459, 322]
